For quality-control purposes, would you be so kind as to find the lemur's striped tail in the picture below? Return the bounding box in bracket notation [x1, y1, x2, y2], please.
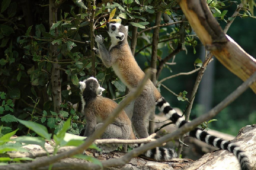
[137, 143, 177, 161]
[156, 97, 251, 170]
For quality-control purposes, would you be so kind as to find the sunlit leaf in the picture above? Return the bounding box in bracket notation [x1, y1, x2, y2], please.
[109, 8, 116, 21]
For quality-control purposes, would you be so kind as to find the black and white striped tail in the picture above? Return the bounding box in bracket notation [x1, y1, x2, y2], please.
[136, 143, 177, 161]
[156, 97, 251, 170]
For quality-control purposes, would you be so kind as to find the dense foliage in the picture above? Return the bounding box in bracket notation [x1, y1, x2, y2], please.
[0, 0, 255, 138]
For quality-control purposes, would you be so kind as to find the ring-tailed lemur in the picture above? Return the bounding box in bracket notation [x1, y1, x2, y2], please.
[94, 23, 250, 170]
[79, 77, 177, 160]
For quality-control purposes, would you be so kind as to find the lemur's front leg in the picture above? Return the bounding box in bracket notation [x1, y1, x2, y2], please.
[95, 35, 113, 68]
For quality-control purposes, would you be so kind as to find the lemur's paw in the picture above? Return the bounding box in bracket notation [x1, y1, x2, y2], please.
[95, 35, 104, 43]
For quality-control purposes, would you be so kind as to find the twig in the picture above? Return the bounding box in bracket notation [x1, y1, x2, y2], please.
[157, 67, 201, 86]
[156, 43, 182, 78]
[33, 71, 256, 170]
[160, 84, 180, 99]
[135, 36, 180, 56]
[95, 133, 157, 144]
[137, 21, 182, 35]
[224, 3, 243, 33]
[154, 122, 173, 133]
[5, 69, 152, 170]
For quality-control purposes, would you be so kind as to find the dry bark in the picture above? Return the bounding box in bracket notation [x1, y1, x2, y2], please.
[179, 0, 256, 94]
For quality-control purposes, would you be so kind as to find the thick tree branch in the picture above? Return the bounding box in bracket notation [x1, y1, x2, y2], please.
[179, 0, 256, 93]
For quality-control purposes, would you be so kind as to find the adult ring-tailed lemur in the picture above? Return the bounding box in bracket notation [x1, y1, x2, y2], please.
[79, 77, 176, 160]
[94, 22, 251, 170]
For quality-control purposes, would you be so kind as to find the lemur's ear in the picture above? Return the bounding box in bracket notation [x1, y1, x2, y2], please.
[79, 81, 86, 92]
[125, 25, 128, 31]
[98, 87, 105, 96]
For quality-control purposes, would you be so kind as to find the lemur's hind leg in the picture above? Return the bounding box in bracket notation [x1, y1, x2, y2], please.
[132, 88, 155, 138]
[95, 123, 131, 139]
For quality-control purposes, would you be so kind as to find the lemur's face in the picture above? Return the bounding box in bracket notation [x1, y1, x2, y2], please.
[107, 23, 128, 42]
[79, 77, 105, 96]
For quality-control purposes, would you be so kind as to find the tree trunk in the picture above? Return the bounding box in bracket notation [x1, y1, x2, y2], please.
[179, 0, 256, 94]
[49, 0, 61, 113]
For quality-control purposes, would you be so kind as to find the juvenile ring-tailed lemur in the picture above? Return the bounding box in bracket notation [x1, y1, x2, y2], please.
[94, 23, 250, 170]
[79, 77, 177, 160]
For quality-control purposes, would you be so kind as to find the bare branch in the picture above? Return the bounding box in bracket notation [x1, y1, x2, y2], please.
[135, 36, 179, 57]
[224, 3, 243, 33]
[156, 44, 182, 78]
[95, 133, 157, 145]
[137, 21, 182, 35]
[157, 67, 201, 86]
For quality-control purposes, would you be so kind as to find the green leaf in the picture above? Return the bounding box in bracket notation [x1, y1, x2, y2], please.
[59, 111, 69, 118]
[0, 37, 9, 48]
[50, 111, 57, 116]
[0, 92, 6, 99]
[8, 88, 20, 99]
[123, 0, 133, 5]
[1, 0, 11, 13]
[56, 117, 71, 140]
[17, 71, 22, 81]
[50, 21, 62, 30]
[73, 155, 102, 167]
[12, 157, 34, 161]
[75, 61, 84, 69]
[47, 118, 56, 129]
[130, 22, 145, 29]
[0, 24, 14, 36]
[43, 110, 47, 116]
[112, 80, 126, 92]
[52, 39, 62, 45]
[0, 157, 11, 161]
[118, 13, 127, 19]
[17, 119, 51, 140]
[138, 22, 149, 26]
[0, 129, 18, 145]
[25, 25, 33, 36]
[1, 114, 17, 123]
[74, 0, 87, 9]
[67, 41, 77, 51]
[7, 2, 17, 18]
[71, 74, 79, 86]
[194, 58, 202, 67]
[41, 117, 46, 123]
[0, 106, 4, 114]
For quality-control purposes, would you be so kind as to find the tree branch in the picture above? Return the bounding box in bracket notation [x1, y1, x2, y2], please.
[135, 36, 180, 57]
[156, 43, 182, 78]
[157, 67, 200, 86]
[137, 21, 182, 35]
[95, 133, 156, 144]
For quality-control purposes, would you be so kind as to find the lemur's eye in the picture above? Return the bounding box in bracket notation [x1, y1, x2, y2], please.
[111, 25, 116, 31]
